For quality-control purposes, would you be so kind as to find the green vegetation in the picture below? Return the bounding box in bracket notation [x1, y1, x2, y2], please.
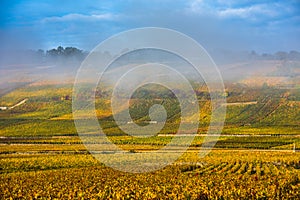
[1, 83, 299, 137]
[0, 83, 299, 198]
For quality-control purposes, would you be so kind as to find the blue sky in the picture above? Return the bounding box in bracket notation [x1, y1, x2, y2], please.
[0, 0, 299, 53]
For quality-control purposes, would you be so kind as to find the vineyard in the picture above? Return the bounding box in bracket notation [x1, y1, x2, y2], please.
[1, 0, 300, 198]
[0, 83, 299, 199]
[0, 151, 299, 199]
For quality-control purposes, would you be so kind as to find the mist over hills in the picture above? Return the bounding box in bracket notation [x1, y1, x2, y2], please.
[0, 46, 299, 92]
[2, 46, 300, 67]
[0, 47, 299, 137]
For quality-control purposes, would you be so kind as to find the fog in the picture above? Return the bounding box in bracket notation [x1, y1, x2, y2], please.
[1, 46, 300, 97]
[1, 1, 299, 93]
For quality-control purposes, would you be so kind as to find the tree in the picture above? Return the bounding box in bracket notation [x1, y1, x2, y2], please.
[37, 49, 44, 56]
[64, 47, 83, 58]
[57, 46, 64, 55]
[46, 48, 58, 57]
[275, 51, 287, 60]
[46, 46, 84, 61]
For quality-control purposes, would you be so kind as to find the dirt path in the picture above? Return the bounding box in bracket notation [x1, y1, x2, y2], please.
[222, 101, 257, 106]
[9, 98, 28, 109]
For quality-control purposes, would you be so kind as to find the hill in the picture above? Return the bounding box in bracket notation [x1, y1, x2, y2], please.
[0, 83, 299, 137]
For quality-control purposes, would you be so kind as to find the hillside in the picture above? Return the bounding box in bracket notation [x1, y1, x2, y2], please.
[0, 83, 299, 137]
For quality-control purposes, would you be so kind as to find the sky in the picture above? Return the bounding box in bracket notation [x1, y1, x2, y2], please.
[0, 0, 299, 53]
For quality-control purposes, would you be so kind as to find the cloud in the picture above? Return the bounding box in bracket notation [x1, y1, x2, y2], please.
[1, 0, 299, 52]
[217, 4, 278, 19]
[188, 0, 208, 13]
[186, 0, 294, 21]
[42, 13, 117, 23]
